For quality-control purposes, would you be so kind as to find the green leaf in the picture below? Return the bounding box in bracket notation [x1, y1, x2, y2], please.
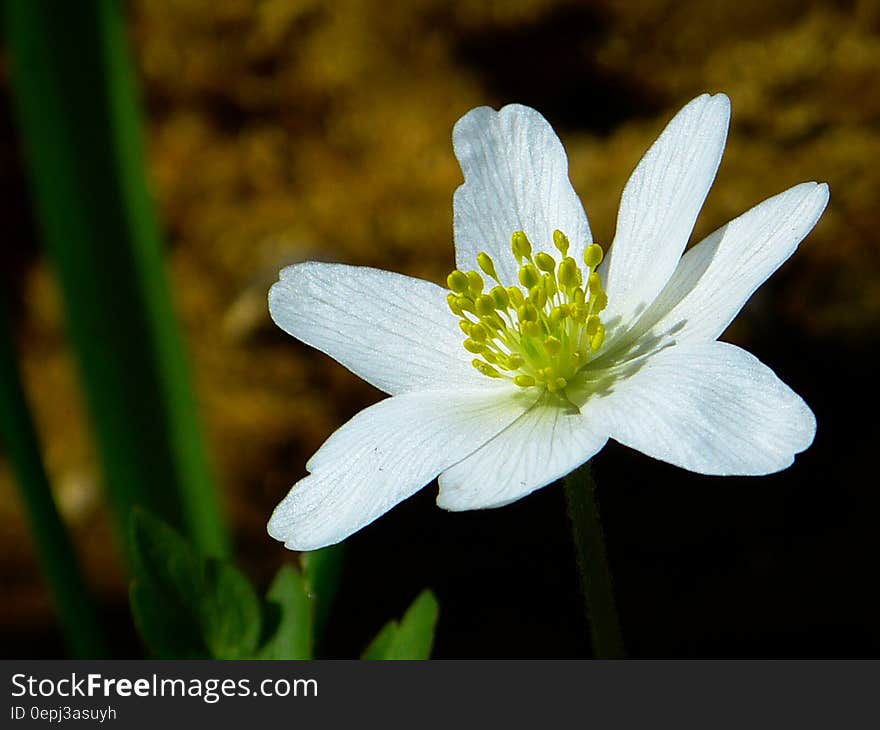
[259, 565, 312, 659]
[129, 510, 206, 658]
[130, 580, 206, 660]
[200, 558, 262, 659]
[129, 509, 260, 659]
[361, 590, 439, 660]
[301, 543, 345, 645]
[360, 621, 399, 660]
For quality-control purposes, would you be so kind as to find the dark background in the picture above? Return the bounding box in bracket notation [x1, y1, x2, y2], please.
[2, 0, 878, 657]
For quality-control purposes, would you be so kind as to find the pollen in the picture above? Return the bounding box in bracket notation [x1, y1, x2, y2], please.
[447, 229, 608, 395]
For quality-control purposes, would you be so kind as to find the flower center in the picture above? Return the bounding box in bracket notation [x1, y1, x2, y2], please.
[447, 229, 608, 394]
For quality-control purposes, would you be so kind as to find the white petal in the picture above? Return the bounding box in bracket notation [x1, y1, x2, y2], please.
[437, 394, 608, 510]
[631, 182, 829, 346]
[604, 341, 815, 475]
[453, 104, 592, 285]
[268, 385, 538, 550]
[269, 262, 483, 396]
[602, 93, 730, 327]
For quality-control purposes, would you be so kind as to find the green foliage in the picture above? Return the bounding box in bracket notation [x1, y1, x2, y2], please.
[361, 590, 439, 660]
[4, 0, 228, 561]
[301, 543, 345, 645]
[259, 566, 312, 660]
[0, 308, 108, 658]
[131, 510, 438, 659]
[130, 509, 260, 659]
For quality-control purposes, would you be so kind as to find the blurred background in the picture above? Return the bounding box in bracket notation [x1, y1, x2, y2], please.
[1, 0, 878, 658]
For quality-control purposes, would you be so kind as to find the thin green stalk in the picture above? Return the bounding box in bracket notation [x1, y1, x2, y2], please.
[4, 0, 229, 558]
[0, 308, 109, 658]
[564, 462, 625, 659]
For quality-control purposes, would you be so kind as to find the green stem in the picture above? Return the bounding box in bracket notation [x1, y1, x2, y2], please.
[0, 307, 109, 658]
[563, 462, 625, 658]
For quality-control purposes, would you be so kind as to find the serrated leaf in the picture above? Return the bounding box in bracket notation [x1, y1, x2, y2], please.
[259, 565, 312, 660]
[129, 509, 261, 659]
[361, 589, 439, 660]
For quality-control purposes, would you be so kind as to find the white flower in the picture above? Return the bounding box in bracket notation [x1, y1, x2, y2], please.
[267, 93, 827, 551]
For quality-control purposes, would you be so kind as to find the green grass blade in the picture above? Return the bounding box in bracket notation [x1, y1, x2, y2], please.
[3, 0, 230, 558]
[0, 307, 109, 658]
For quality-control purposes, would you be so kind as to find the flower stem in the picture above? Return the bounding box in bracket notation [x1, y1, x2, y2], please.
[563, 462, 625, 658]
[0, 307, 109, 658]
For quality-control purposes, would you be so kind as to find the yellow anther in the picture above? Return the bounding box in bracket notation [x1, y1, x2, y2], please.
[477, 252, 499, 281]
[483, 313, 505, 331]
[490, 285, 509, 309]
[467, 270, 484, 296]
[550, 305, 569, 326]
[529, 284, 547, 309]
[535, 252, 556, 273]
[469, 323, 489, 342]
[590, 324, 606, 351]
[557, 257, 579, 288]
[518, 263, 541, 289]
[544, 336, 562, 356]
[553, 230, 570, 256]
[456, 295, 475, 314]
[449, 227, 609, 391]
[517, 302, 538, 322]
[447, 269, 470, 294]
[584, 243, 604, 270]
[475, 295, 496, 317]
[511, 231, 532, 262]
[570, 303, 588, 323]
[472, 359, 502, 378]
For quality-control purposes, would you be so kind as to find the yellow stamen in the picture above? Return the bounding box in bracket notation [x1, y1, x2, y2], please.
[511, 231, 532, 262]
[477, 252, 499, 282]
[584, 244, 604, 270]
[535, 252, 556, 273]
[472, 359, 502, 378]
[467, 270, 484, 296]
[553, 230, 570, 256]
[447, 233, 608, 395]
